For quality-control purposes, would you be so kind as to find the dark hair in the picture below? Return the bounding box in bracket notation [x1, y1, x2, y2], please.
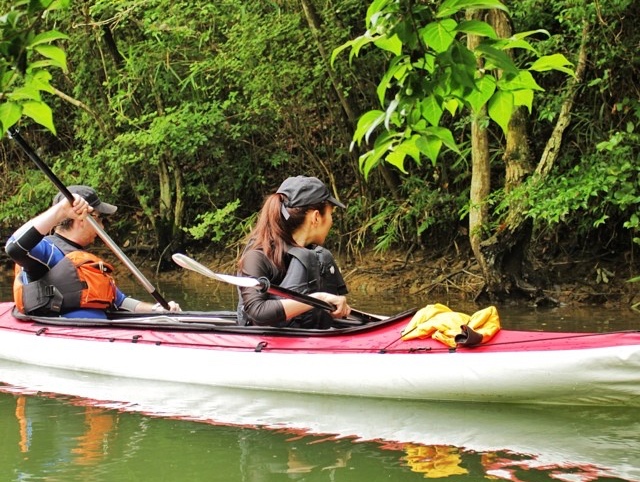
[56, 218, 75, 231]
[239, 193, 328, 271]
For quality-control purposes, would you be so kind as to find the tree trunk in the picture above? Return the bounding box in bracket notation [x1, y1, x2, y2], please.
[469, 110, 491, 279]
[536, 22, 589, 178]
[476, 10, 536, 300]
[478, 18, 590, 302]
[156, 155, 174, 246]
[467, 12, 492, 282]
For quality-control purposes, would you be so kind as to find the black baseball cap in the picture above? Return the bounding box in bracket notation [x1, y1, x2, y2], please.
[53, 185, 117, 215]
[277, 176, 345, 210]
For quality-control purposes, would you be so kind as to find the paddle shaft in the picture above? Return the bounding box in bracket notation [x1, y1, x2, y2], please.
[8, 127, 170, 310]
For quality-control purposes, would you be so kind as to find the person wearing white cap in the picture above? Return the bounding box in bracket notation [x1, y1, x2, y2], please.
[237, 176, 351, 328]
[6, 185, 180, 318]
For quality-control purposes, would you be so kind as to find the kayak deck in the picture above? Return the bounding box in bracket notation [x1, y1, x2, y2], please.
[2, 302, 639, 355]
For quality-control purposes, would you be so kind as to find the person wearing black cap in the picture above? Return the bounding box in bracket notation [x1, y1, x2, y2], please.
[237, 176, 351, 328]
[6, 185, 181, 318]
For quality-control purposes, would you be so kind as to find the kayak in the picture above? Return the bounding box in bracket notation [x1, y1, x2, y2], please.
[2, 358, 639, 481]
[1, 300, 639, 406]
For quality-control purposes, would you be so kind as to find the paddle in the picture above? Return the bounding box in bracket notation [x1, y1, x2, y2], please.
[172, 253, 382, 323]
[7, 127, 171, 310]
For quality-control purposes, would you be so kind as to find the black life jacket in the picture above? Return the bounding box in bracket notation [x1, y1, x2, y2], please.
[281, 245, 347, 296]
[279, 246, 347, 329]
[237, 245, 347, 328]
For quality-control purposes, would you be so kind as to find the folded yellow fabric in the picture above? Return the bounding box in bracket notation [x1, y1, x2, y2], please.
[401, 303, 500, 347]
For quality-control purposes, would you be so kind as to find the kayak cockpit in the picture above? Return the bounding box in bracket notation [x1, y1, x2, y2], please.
[10, 306, 418, 337]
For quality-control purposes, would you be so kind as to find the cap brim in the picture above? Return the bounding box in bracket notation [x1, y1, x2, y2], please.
[95, 202, 118, 215]
[327, 196, 346, 209]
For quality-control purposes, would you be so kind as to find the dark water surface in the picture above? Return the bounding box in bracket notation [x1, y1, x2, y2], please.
[1, 268, 639, 481]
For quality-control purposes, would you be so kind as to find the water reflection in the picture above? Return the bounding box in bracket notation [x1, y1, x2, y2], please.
[1, 358, 639, 481]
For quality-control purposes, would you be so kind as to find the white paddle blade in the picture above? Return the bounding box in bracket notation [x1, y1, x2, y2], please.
[171, 253, 261, 288]
[214, 272, 261, 288]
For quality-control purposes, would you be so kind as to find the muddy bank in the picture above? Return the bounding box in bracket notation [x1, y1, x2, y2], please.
[340, 249, 638, 308]
[188, 247, 639, 310]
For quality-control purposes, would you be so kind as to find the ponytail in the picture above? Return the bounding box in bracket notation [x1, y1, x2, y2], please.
[239, 193, 327, 271]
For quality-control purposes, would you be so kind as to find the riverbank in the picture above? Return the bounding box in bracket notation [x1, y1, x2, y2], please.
[186, 246, 639, 310]
[345, 249, 638, 309]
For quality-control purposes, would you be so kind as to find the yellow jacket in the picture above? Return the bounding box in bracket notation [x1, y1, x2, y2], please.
[401, 303, 500, 348]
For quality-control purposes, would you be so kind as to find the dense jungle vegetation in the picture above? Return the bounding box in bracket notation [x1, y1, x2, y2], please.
[0, 0, 638, 306]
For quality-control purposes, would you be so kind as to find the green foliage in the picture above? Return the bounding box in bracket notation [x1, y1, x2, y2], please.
[355, 175, 461, 252]
[186, 199, 242, 243]
[0, 168, 54, 225]
[333, 0, 573, 179]
[0, 0, 69, 134]
[1, 0, 638, 289]
[2, 0, 384, 255]
[510, 98, 640, 245]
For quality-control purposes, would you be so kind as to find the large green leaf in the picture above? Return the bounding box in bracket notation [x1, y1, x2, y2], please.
[466, 74, 496, 112]
[33, 44, 68, 72]
[45, 0, 71, 10]
[499, 70, 543, 92]
[384, 97, 400, 129]
[488, 90, 513, 135]
[448, 44, 477, 92]
[0, 101, 22, 134]
[374, 34, 403, 56]
[475, 43, 518, 75]
[420, 19, 457, 53]
[455, 20, 498, 39]
[387, 136, 422, 172]
[366, 0, 392, 25]
[493, 37, 538, 54]
[512, 89, 534, 112]
[529, 53, 575, 77]
[22, 100, 56, 133]
[331, 33, 378, 65]
[8, 85, 42, 101]
[360, 135, 396, 179]
[416, 135, 442, 165]
[376, 56, 410, 105]
[426, 126, 460, 153]
[512, 28, 550, 40]
[420, 95, 444, 127]
[443, 97, 462, 116]
[353, 110, 385, 146]
[28, 30, 69, 47]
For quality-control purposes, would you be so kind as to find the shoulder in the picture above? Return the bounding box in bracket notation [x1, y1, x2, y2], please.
[241, 249, 279, 280]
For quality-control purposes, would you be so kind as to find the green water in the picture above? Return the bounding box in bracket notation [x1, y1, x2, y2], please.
[2, 393, 402, 481]
[2, 378, 640, 482]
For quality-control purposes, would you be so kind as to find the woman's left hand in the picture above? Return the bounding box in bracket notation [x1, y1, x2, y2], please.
[312, 293, 351, 318]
